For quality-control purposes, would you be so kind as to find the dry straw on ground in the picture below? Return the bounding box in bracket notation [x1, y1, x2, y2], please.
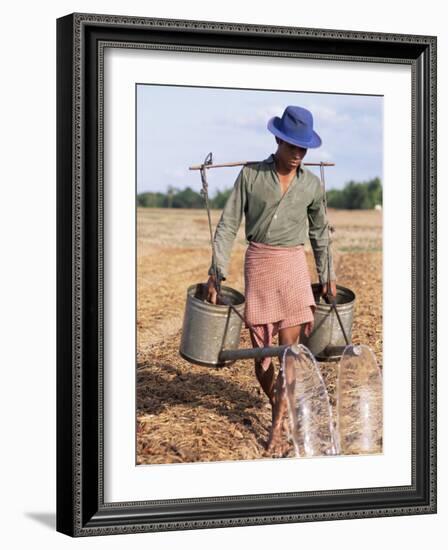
[136, 208, 382, 464]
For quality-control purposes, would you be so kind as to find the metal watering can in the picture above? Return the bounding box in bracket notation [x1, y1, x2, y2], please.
[179, 283, 246, 367]
[303, 283, 356, 361]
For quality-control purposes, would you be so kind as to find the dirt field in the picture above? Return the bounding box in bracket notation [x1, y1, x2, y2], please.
[136, 207, 382, 464]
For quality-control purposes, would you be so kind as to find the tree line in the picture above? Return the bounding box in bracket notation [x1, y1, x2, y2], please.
[326, 178, 382, 210]
[137, 186, 232, 209]
[137, 177, 382, 210]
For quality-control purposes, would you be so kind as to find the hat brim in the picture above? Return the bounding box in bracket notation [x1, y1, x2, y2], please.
[267, 116, 322, 148]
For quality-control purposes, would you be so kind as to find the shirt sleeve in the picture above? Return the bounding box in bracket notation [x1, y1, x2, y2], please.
[208, 168, 246, 281]
[307, 180, 337, 285]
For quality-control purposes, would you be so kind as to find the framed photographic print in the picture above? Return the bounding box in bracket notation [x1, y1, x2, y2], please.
[56, 12, 437, 536]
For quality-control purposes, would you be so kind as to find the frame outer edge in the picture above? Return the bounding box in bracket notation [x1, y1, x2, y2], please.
[72, 11, 436, 44]
[56, 13, 77, 537]
[59, 12, 438, 536]
[428, 35, 437, 513]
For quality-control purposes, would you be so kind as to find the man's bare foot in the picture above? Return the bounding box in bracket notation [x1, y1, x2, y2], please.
[266, 440, 290, 457]
[266, 429, 284, 457]
[265, 419, 292, 455]
[265, 367, 292, 457]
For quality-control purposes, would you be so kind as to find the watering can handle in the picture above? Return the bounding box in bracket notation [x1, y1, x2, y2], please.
[325, 293, 350, 346]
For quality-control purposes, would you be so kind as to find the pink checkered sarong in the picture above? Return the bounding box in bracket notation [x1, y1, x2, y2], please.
[244, 241, 316, 367]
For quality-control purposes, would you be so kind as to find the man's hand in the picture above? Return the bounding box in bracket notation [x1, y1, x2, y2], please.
[321, 280, 337, 300]
[206, 274, 218, 304]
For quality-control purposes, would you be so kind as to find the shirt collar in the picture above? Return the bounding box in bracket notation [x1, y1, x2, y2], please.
[264, 153, 304, 173]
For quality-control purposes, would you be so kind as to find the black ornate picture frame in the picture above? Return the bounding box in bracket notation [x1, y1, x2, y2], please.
[56, 12, 437, 537]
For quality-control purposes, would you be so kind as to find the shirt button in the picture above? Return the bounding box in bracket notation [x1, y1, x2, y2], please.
[274, 214, 277, 219]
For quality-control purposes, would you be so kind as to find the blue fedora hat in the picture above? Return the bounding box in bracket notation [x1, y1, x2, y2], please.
[267, 105, 322, 148]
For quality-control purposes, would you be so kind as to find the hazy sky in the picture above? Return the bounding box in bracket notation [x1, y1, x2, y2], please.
[137, 84, 383, 195]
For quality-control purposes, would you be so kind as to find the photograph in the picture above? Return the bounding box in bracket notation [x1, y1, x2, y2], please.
[136, 85, 384, 463]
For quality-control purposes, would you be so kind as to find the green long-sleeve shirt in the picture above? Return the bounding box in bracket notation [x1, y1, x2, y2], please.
[208, 153, 336, 284]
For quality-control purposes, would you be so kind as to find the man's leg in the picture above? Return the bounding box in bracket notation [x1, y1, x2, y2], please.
[255, 361, 276, 422]
[249, 329, 276, 418]
[266, 324, 302, 454]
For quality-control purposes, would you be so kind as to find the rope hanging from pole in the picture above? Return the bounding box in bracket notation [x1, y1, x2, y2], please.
[200, 152, 222, 296]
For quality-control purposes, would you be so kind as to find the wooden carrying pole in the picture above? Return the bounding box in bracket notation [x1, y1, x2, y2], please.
[189, 160, 335, 170]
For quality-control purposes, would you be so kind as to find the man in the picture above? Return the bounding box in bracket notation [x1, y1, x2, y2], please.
[206, 105, 337, 456]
